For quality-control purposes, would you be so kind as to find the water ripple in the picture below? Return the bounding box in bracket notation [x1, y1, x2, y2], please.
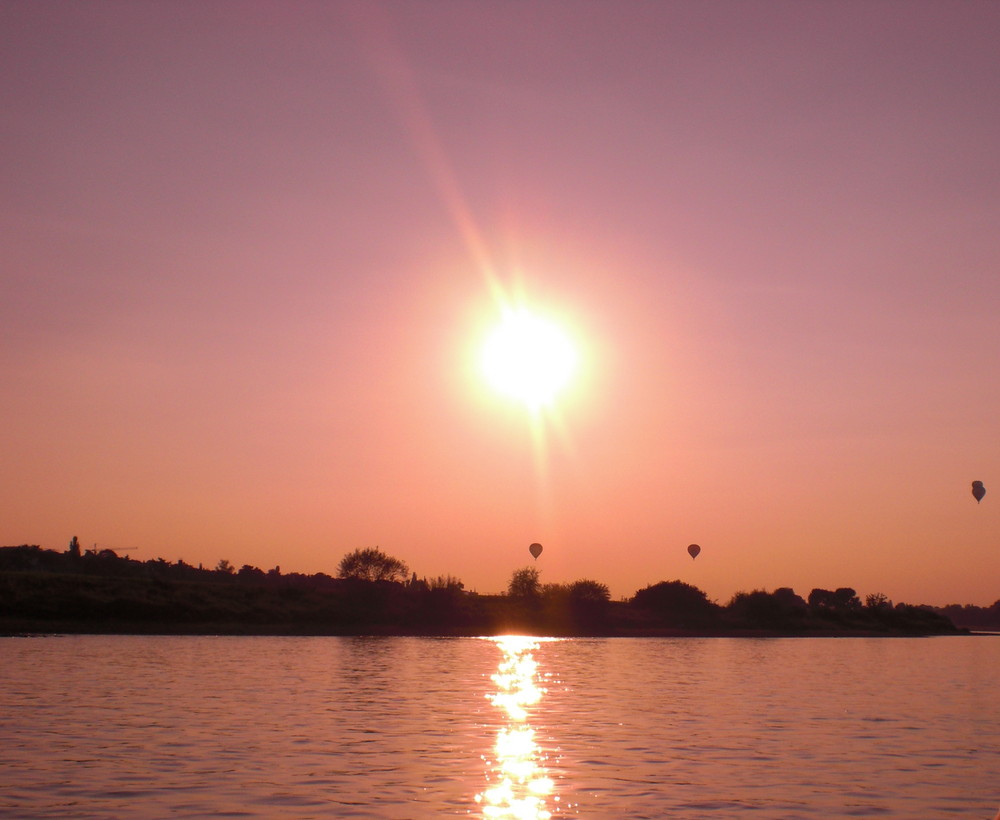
[1, 635, 999, 818]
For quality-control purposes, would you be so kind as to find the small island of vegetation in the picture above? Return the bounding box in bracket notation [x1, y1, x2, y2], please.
[0, 542, 984, 638]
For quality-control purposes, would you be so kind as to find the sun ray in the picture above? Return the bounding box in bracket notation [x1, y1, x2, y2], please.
[351, 10, 588, 541]
[348, 5, 504, 301]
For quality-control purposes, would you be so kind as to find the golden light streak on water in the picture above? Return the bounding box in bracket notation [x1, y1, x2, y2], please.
[475, 637, 557, 820]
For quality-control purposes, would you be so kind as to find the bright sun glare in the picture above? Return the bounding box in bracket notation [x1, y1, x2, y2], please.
[481, 309, 578, 410]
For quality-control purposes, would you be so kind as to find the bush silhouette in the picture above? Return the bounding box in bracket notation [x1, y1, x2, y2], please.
[631, 580, 719, 625]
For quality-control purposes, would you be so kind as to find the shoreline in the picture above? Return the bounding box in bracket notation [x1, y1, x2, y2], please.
[1, 548, 976, 638]
[0, 618, 973, 639]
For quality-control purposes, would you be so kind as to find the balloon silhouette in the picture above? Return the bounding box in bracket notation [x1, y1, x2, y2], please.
[528, 542, 543, 560]
[687, 544, 701, 560]
[972, 481, 986, 503]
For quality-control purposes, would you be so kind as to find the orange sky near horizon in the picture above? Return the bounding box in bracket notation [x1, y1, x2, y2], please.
[2, 1, 999, 607]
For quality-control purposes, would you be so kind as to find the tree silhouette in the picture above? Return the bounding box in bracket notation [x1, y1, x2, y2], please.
[833, 587, 861, 610]
[337, 547, 409, 582]
[727, 588, 807, 628]
[808, 588, 837, 610]
[568, 579, 610, 606]
[566, 579, 611, 627]
[507, 566, 541, 598]
[865, 592, 891, 611]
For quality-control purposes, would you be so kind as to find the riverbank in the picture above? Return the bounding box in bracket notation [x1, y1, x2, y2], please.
[0, 616, 969, 639]
[0, 545, 971, 639]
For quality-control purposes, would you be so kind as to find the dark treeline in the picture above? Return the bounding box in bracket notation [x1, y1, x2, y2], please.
[0, 544, 975, 636]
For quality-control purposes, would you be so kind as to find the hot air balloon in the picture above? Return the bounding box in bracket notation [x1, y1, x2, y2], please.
[972, 481, 986, 503]
[687, 544, 701, 560]
[528, 542, 543, 560]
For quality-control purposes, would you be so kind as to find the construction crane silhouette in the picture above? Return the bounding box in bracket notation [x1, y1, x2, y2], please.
[87, 543, 139, 556]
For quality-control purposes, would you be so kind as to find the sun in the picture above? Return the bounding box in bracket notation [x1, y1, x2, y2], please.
[480, 308, 578, 410]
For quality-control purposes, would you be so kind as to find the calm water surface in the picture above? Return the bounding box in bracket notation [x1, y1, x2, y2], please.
[1, 635, 998, 818]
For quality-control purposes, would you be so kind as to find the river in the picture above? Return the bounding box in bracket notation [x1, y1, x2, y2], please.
[1, 634, 997, 818]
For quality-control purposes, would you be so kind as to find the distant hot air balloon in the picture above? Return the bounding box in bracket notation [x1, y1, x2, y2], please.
[528, 542, 543, 560]
[687, 544, 701, 560]
[972, 481, 986, 503]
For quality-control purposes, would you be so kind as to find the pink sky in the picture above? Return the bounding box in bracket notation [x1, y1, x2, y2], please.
[3, 1, 999, 606]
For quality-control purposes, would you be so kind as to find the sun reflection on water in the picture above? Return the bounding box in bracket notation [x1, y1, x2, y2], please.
[476, 636, 557, 819]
